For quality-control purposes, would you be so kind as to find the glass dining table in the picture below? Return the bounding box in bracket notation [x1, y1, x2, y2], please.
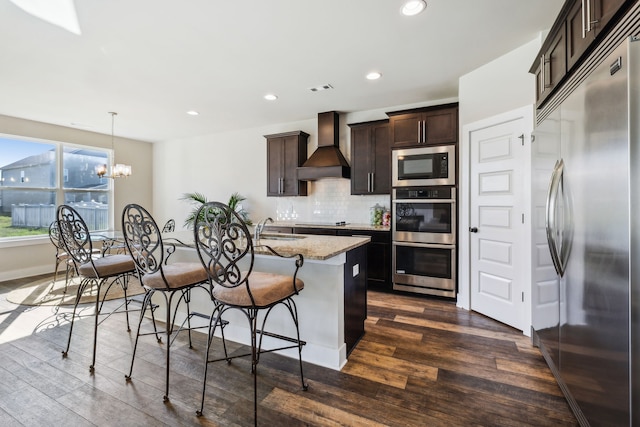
[90, 230, 194, 260]
[89, 230, 127, 255]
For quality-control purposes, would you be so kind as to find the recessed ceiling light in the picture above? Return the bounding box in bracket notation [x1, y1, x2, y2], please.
[366, 72, 382, 80]
[186, 110, 199, 116]
[264, 94, 278, 101]
[401, 0, 426, 16]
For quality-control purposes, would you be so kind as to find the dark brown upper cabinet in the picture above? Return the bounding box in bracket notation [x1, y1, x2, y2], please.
[349, 120, 391, 195]
[531, 0, 630, 108]
[568, 0, 627, 69]
[388, 103, 458, 148]
[265, 131, 308, 197]
[535, 26, 567, 108]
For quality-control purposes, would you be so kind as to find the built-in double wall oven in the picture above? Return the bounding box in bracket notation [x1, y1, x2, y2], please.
[391, 145, 457, 298]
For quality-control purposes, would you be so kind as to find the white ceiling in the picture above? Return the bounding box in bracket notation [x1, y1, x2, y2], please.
[0, 0, 562, 143]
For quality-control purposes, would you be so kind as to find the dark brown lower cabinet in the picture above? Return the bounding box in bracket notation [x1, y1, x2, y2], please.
[337, 229, 391, 292]
[269, 226, 391, 293]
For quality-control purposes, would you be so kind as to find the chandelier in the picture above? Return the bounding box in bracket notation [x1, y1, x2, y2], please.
[96, 112, 132, 178]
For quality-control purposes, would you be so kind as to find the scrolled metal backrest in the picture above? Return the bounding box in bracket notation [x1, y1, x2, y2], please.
[194, 201, 253, 290]
[162, 219, 176, 232]
[122, 204, 164, 276]
[48, 220, 64, 253]
[56, 205, 94, 265]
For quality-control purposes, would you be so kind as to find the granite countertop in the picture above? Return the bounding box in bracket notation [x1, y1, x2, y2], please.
[256, 233, 370, 260]
[268, 221, 390, 232]
[163, 230, 370, 261]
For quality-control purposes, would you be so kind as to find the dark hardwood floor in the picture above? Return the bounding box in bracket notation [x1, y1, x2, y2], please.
[0, 274, 577, 426]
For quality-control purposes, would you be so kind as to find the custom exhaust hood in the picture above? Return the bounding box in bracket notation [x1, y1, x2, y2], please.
[297, 111, 350, 180]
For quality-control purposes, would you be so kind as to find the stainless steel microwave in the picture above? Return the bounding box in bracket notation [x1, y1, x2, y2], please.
[392, 145, 456, 187]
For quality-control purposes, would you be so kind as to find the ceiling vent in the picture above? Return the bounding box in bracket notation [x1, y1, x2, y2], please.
[309, 84, 334, 92]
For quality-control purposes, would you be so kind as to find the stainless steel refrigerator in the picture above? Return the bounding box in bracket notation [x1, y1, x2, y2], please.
[532, 36, 640, 426]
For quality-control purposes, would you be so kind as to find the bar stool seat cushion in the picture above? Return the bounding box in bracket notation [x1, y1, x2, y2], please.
[78, 254, 135, 278]
[141, 262, 208, 290]
[212, 271, 304, 308]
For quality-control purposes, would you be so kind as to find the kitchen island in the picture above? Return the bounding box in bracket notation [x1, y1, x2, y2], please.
[264, 222, 392, 293]
[162, 230, 370, 370]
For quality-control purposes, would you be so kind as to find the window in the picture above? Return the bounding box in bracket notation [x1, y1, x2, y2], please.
[0, 135, 112, 239]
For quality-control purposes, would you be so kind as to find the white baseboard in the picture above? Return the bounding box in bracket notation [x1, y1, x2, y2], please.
[0, 265, 51, 282]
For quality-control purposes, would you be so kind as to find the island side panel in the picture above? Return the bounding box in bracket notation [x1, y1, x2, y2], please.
[344, 244, 367, 355]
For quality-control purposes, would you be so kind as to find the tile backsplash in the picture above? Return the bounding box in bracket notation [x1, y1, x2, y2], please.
[274, 178, 390, 224]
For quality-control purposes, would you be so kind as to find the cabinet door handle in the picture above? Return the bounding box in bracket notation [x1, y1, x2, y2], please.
[586, 0, 593, 33]
[581, 0, 587, 38]
[370, 172, 374, 192]
[540, 55, 545, 89]
[417, 120, 421, 143]
[422, 120, 426, 143]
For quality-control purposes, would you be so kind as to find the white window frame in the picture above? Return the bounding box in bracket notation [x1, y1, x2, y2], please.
[0, 133, 113, 246]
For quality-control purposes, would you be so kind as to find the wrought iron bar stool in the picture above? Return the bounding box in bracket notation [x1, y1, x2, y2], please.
[193, 201, 308, 424]
[56, 204, 137, 372]
[122, 203, 227, 402]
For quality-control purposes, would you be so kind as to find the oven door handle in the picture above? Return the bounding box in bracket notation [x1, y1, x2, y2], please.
[393, 241, 454, 249]
[393, 199, 456, 204]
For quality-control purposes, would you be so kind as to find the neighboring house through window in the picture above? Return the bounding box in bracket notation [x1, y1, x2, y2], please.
[0, 135, 111, 239]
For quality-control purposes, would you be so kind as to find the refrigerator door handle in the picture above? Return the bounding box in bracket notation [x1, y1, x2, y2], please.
[558, 162, 573, 276]
[545, 159, 565, 276]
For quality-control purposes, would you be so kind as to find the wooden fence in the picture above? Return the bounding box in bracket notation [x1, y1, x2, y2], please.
[11, 203, 108, 230]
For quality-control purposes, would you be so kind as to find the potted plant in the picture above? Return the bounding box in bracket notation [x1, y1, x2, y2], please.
[181, 192, 253, 229]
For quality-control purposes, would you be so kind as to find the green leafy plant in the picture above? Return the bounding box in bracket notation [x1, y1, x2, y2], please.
[181, 191, 253, 229]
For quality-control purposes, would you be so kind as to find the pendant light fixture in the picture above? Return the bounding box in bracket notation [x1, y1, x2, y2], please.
[96, 112, 132, 178]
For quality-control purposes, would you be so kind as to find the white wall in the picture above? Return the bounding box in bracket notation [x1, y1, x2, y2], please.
[0, 115, 153, 281]
[153, 99, 457, 229]
[459, 36, 542, 127]
[457, 35, 543, 311]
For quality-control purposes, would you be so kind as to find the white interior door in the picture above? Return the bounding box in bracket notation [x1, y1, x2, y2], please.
[468, 111, 530, 331]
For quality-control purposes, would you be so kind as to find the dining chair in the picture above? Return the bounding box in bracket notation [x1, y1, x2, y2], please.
[49, 220, 104, 294]
[48, 220, 77, 293]
[193, 201, 308, 424]
[122, 203, 226, 402]
[56, 204, 137, 372]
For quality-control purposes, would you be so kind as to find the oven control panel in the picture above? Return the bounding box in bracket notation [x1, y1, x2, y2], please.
[393, 187, 454, 200]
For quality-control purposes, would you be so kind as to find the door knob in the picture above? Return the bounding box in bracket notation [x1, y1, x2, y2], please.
[469, 227, 478, 233]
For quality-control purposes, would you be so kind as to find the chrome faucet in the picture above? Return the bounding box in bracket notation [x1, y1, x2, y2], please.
[254, 217, 273, 243]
